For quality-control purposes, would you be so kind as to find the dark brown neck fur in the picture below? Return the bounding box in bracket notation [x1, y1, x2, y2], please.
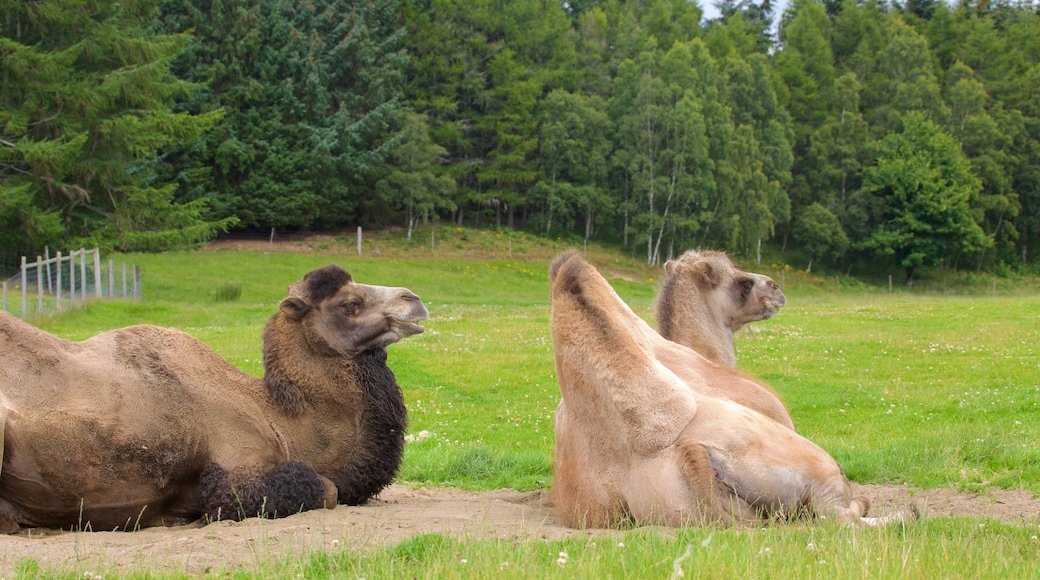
[261, 313, 406, 504]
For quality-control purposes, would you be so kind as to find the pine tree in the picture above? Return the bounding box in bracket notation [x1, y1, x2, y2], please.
[0, 0, 230, 260]
[158, 0, 407, 230]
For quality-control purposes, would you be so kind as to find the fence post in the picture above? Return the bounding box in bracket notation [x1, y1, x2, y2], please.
[56, 252, 63, 311]
[44, 247, 52, 293]
[79, 248, 87, 304]
[21, 255, 27, 319]
[122, 262, 127, 297]
[69, 253, 76, 306]
[37, 255, 43, 315]
[357, 226, 362, 256]
[2, 281, 6, 312]
[108, 260, 114, 298]
[133, 265, 142, 299]
[93, 248, 102, 299]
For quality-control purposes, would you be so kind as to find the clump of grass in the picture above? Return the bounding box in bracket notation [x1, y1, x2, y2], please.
[214, 282, 242, 302]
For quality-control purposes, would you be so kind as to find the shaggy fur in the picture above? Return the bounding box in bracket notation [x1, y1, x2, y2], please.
[0, 264, 427, 532]
[549, 250, 916, 529]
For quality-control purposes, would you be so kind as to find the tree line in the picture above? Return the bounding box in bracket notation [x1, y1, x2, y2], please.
[2, 0, 1039, 281]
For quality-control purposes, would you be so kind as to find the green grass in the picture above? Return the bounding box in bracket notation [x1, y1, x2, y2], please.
[257, 520, 1040, 579]
[14, 225, 1040, 578]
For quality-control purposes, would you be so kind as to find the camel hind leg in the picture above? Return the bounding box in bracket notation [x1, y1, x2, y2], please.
[818, 493, 919, 527]
[675, 442, 757, 526]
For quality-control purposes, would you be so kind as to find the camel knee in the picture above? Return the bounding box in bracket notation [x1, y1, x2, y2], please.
[676, 442, 753, 525]
[199, 461, 334, 522]
[852, 496, 870, 517]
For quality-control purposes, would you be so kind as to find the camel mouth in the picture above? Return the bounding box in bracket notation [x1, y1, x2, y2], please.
[392, 318, 426, 337]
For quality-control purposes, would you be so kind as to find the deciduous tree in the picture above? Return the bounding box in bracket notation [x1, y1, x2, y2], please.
[858, 113, 991, 283]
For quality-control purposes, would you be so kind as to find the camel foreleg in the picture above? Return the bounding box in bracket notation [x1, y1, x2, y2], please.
[199, 461, 336, 522]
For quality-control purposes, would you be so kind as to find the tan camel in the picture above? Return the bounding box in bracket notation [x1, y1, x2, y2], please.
[653, 249, 792, 428]
[656, 249, 785, 368]
[0, 264, 427, 532]
[549, 250, 916, 529]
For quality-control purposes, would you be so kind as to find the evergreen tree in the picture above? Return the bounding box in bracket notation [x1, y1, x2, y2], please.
[0, 0, 230, 259]
[400, 0, 498, 226]
[476, 48, 541, 228]
[158, 0, 407, 230]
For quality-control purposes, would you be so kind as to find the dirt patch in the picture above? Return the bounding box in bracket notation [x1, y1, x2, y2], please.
[1, 483, 1037, 575]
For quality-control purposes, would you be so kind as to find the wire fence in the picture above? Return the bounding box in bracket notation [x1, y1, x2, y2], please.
[1, 248, 141, 319]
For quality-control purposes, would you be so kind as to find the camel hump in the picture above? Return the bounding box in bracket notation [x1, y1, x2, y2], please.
[550, 250, 696, 454]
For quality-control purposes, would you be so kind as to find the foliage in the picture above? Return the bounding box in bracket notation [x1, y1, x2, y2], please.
[7, 0, 1040, 279]
[375, 112, 456, 240]
[156, 0, 408, 230]
[793, 201, 849, 269]
[0, 0, 233, 263]
[858, 113, 991, 283]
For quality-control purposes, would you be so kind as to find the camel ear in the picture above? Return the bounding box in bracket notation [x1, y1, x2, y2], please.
[664, 260, 679, 277]
[693, 261, 720, 288]
[279, 296, 311, 319]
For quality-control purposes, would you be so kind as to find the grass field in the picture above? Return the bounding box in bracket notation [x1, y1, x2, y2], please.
[15, 226, 1040, 577]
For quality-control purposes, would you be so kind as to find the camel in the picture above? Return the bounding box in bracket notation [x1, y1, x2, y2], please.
[656, 249, 785, 369]
[653, 249, 793, 428]
[0, 264, 428, 533]
[549, 250, 916, 529]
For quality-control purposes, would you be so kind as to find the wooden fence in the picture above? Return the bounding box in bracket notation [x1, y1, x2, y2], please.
[1, 248, 141, 319]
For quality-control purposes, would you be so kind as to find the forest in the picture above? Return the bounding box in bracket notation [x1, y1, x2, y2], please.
[2, 0, 1039, 281]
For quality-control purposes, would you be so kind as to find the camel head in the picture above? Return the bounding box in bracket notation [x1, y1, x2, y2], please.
[278, 265, 429, 356]
[660, 249, 785, 333]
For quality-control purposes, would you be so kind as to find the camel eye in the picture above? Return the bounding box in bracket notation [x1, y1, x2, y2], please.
[738, 278, 754, 296]
[340, 300, 362, 316]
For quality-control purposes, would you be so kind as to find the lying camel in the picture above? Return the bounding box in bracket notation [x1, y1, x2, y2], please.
[549, 250, 915, 528]
[656, 249, 785, 369]
[0, 264, 427, 532]
[654, 249, 792, 428]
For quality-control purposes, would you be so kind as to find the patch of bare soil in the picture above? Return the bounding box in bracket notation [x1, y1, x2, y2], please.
[1, 484, 1038, 576]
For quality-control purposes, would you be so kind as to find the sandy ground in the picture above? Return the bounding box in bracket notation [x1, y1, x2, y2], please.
[1, 483, 1038, 576]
